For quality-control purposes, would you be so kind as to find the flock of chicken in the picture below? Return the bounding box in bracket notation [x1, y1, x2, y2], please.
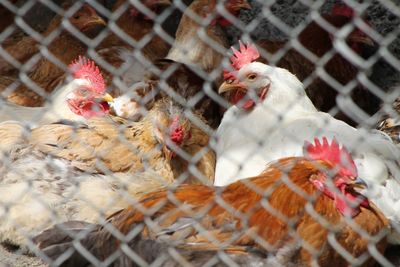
[0, 0, 399, 266]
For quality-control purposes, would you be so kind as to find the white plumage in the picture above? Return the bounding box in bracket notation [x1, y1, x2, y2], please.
[109, 82, 151, 121]
[215, 62, 400, 243]
[0, 146, 166, 250]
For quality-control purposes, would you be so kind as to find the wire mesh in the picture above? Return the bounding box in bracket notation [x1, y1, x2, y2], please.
[0, 0, 399, 266]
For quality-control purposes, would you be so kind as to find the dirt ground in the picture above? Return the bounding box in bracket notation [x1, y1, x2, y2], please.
[0, 243, 400, 267]
[0, 245, 45, 267]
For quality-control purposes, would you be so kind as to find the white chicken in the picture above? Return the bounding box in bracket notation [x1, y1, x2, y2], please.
[0, 56, 112, 126]
[215, 42, 400, 244]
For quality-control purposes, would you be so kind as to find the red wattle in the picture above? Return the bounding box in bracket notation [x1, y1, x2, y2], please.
[67, 99, 110, 118]
[230, 90, 255, 110]
[230, 90, 245, 105]
[230, 87, 269, 110]
[333, 184, 364, 218]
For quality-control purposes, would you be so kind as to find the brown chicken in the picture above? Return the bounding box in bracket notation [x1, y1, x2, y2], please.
[258, 3, 378, 125]
[29, 98, 212, 181]
[166, 0, 251, 81]
[0, 3, 106, 106]
[107, 60, 219, 184]
[35, 138, 388, 266]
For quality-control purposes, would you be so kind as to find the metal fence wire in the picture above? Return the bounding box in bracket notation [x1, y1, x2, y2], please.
[0, 0, 400, 266]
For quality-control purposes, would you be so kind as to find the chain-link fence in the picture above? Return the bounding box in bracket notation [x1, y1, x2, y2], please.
[0, 0, 400, 266]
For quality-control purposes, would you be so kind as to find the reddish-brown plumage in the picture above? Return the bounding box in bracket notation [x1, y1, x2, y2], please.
[37, 156, 388, 266]
[258, 4, 379, 125]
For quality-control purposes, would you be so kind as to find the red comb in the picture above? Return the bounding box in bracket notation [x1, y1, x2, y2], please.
[304, 137, 357, 177]
[223, 41, 260, 81]
[331, 3, 354, 18]
[68, 56, 106, 94]
[169, 117, 185, 146]
[230, 41, 260, 70]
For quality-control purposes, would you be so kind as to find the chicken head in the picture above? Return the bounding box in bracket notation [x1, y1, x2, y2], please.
[304, 137, 369, 218]
[151, 99, 193, 159]
[65, 56, 111, 118]
[219, 42, 269, 109]
[68, 4, 106, 38]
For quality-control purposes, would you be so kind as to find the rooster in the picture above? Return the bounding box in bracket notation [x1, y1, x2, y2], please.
[0, 95, 213, 250]
[34, 138, 388, 267]
[257, 3, 378, 125]
[0, 3, 106, 106]
[0, 56, 111, 126]
[216, 41, 400, 245]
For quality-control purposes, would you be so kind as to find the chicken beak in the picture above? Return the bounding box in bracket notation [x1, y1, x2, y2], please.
[155, 0, 172, 6]
[349, 34, 375, 47]
[218, 80, 246, 94]
[233, 1, 252, 10]
[102, 93, 114, 103]
[85, 16, 106, 28]
[351, 177, 368, 191]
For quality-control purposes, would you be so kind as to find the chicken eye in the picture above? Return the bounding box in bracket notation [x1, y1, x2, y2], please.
[247, 74, 257, 80]
[78, 88, 90, 97]
[73, 15, 81, 20]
